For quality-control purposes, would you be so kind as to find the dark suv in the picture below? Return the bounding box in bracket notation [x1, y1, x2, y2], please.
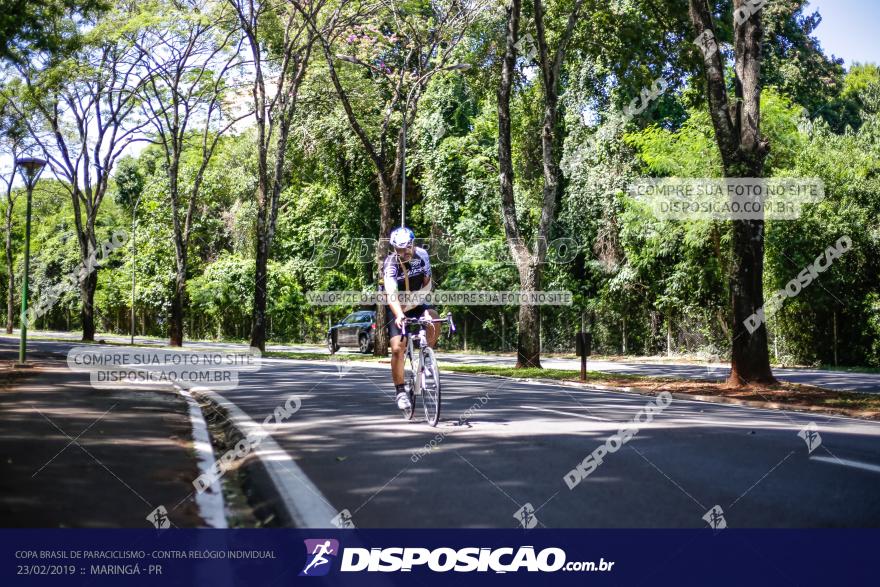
[327, 310, 376, 354]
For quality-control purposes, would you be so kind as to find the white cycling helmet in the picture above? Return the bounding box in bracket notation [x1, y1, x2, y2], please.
[389, 227, 415, 249]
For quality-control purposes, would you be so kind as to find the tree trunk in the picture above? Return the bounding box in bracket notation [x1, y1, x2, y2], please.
[496, 0, 582, 369]
[169, 267, 186, 347]
[168, 164, 187, 347]
[516, 263, 542, 368]
[248, 84, 298, 353]
[727, 216, 775, 384]
[248, 195, 271, 351]
[80, 269, 97, 342]
[250, 223, 269, 351]
[373, 172, 393, 357]
[498, 0, 537, 368]
[247, 95, 274, 353]
[688, 0, 776, 386]
[723, 157, 773, 384]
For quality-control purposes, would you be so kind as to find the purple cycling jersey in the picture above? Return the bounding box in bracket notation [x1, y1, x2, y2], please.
[382, 247, 432, 293]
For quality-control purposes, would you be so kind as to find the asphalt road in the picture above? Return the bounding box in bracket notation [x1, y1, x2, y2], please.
[11, 329, 880, 392]
[17, 337, 880, 528]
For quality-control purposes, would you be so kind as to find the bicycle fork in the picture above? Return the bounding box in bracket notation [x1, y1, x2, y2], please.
[407, 329, 429, 396]
[405, 336, 418, 397]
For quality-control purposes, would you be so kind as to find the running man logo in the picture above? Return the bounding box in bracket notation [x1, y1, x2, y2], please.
[299, 539, 340, 577]
[798, 422, 822, 454]
[146, 505, 170, 529]
[513, 503, 539, 529]
[702, 505, 727, 531]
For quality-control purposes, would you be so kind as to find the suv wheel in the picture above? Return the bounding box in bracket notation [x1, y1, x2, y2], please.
[358, 333, 371, 354]
[328, 334, 339, 354]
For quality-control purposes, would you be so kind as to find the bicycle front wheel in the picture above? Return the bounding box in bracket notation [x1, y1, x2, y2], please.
[419, 346, 441, 426]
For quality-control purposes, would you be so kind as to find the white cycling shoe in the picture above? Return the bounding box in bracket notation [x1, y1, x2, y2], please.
[396, 391, 412, 411]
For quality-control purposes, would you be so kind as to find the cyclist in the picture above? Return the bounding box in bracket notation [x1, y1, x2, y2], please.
[383, 227, 439, 411]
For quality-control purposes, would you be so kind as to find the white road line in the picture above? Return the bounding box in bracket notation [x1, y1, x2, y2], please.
[810, 455, 880, 474]
[177, 388, 227, 528]
[519, 405, 610, 421]
[192, 386, 340, 528]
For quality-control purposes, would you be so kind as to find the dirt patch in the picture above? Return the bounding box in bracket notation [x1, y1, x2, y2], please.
[587, 377, 880, 420]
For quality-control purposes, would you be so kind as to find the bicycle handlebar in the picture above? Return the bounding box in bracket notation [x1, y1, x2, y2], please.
[402, 313, 456, 334]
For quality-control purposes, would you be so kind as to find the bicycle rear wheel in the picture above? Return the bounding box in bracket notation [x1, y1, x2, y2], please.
[419, 346, 441, 426]
[402, 346, 416, 421]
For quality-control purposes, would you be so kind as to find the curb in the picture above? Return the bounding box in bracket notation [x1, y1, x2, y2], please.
[189, 386, 340, 528]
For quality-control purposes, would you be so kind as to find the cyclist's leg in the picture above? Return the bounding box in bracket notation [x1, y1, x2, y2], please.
[390, 334, 407, 385]
[387, 307, 406, 385]
[387, 312, 412, 410]
[423, 306, 440, 348]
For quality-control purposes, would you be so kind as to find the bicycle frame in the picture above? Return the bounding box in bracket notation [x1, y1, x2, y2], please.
[400, 314, 455, 425]
[402, 315, 456, 378]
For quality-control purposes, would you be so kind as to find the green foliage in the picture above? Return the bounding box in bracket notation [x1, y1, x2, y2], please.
[0, 0, 108, 62]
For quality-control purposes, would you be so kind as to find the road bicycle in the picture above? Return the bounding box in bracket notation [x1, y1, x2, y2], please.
[400, 313, 455, 427]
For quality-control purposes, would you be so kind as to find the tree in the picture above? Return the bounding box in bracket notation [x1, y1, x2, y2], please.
[294, 0, 483, 356]
[497, 0, 585, 367]
[227, 0, 325, 351]
[6, 2, 149, 340]
[760, 0, 847, 125]
[138, 0, 247, 346]
[0, 98, 28, 333]
[687, 0, 775, 384]
[0, 0, 108, 63]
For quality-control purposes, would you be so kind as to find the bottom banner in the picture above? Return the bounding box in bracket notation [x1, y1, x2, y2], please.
[2, 529, 875, 586]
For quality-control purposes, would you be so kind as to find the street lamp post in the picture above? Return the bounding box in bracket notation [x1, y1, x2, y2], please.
[14, 157, 46, 366]
[130, 195, 140, 345]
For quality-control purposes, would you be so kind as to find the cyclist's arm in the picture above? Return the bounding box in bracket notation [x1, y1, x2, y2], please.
[383, 263, 405, 321]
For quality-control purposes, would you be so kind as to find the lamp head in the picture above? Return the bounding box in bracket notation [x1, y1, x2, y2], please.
[15, 157, 47, 187]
